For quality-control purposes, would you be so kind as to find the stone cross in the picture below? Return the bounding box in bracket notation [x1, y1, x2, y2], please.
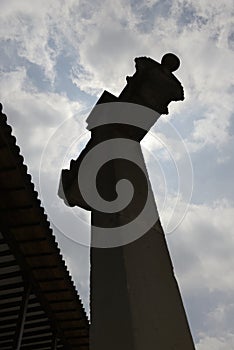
[58, 53, 195, 350]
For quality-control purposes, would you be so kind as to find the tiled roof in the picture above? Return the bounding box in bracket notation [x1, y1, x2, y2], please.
[0, 103, 89, 349]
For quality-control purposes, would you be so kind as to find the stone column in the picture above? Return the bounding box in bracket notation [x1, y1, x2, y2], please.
[59, 53, 195, 350]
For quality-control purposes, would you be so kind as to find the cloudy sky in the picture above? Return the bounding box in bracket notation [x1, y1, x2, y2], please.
[0, 0, 234, 348]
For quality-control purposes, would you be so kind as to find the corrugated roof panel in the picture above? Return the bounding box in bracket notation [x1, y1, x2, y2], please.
[0, 103, 89, 349]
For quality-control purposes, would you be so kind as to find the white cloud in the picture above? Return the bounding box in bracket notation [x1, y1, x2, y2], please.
[1, 0, 234, 344]
[165, 198, 234, 347]
[168, 200, 234, 292]
[0, 68, 87, 176]
[196, 334, 234, 350]
[0, 1, 60, 81]
[61, 243, 90, 316]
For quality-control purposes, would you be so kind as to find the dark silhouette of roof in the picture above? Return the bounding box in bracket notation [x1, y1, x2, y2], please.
[0, 103, 89, 349]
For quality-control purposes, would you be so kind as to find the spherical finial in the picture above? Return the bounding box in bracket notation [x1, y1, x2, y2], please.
[161, 53, 180, 72]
